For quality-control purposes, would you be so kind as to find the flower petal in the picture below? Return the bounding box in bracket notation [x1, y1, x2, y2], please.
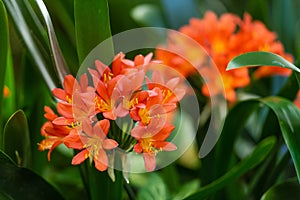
[133, 143, 143, 153]
[155, 141, 177, 151]
[64, 75, 76, 95]
[143, 152, 156, 172]
[97, 119, 110, 135]
[94, 149, 108, 171]
[103, 139, 118, 150]
[52, 88, 67, 101]
[72, 149, 89, 165]
[131, 125, 147, 139]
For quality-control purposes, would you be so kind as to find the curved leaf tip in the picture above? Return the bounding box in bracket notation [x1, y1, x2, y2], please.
[227, 51, 300, 73]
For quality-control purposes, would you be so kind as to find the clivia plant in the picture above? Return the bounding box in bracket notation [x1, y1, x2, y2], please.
[1, 0, 300, 200]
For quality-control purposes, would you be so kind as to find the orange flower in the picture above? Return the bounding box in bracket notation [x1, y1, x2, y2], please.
[3, 85, 10, 98]
[39, 106, 74, 160]
[132, 123, 177, 171]
[147, 70, 186, 104]
[130, 87, 176, 126]
[39, 52, 185, 174]
[157, 11, 292, 102]
[89, 53, 154, 119]
[71, 120, 118, 172]
[52, 74, 92, 104]
[235, 13, 293, 78]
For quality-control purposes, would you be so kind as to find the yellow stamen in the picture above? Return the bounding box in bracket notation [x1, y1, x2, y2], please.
[103, 72, 114, 83]
[162, 89, 173, 103]
[138, 108, 150, 124]
[66, 95, 72, 104]
[141, 138, 162, 155]
[95, 97, 111, 111]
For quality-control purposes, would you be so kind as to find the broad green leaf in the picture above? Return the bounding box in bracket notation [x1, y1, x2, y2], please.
[245, 0, 268, 23]
[35, 0, 70, 83]
[2, 50, 16, 121]
[184, 137, 276, 200]
[215, 96, 300, 183]
[213, 101, 259, 179]
[74, 0, 113, 64]
[259, 97, 300, 182]
[277, 73, 299, 101]
[88, 164, 123, 200]
[3, 0, 58, 90]
[43, 0, 75, 45]
[172, 180, 200, 200]
[215, 97, 300, 180]
[0, 150, 64, 200]
[131, 4, 166, 27]
[250, 149, 291, 199]
[137, 173, 168, 200]
[227, 51, 300, 92]
[159, 164, 180, 193]
[261, 179, 300, 200]
[42, 0, 78, 74]
[227, 51, 300, 73]
[271, 0, 296, 53]
[3, 110, 31, 167]
[0, 0, 8, 141]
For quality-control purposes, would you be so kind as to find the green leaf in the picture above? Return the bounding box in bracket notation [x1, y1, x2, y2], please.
[215, 96, 300, 183]
[0, 150, 64, 200]
[259, 97, 300, 182]
[0, 148, 15, 165]
[35, 0, 70, 83]
[184, 137, 276, 200]
[2, 50, 16, 120]
[215, 96, 300, 181]
[137, 173, 168, 200]
[213, 101, 259, 179]
[227, 51, 300, 73]
[271, 0, 296, 53]
[0, 0, 8, 141]
[245, 0, 269, 23]
[172, 180, 200, 200]
[3, 0, 58, 90]
[261, 179, 300, 200]
[74, 0, 113, 64]
[87, 165, 123, 200]
[2, 110, 31, 168]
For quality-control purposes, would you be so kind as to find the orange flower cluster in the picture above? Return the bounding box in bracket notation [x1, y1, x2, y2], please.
[156, 11, 293, 101]
[39, 52, 185, 172]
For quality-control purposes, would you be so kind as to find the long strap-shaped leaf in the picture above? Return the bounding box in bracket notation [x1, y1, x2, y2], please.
[227, 51, 300, 73]
[3, 110, 31, 168]
[213, 97, 300, 184]
[2, 0, 58, 90]
[227, 51, 300, 87]
[0, 150, 64, 200]
[225, 51, 300, 182]
[0, 0, 8, 142]
[35, 0, 70, 83]
[184, 137, 276, 200]
[74, 0, 114, 64]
